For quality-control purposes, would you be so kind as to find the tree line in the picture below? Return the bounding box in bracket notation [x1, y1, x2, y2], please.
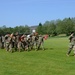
[0, 25, 30, 36]
[36, 17, 75, 36]
[0, 17, 75, 36]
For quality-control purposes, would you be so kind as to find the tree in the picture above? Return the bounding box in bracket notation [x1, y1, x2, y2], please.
[56, 19, 63, 34]
[49, 23, 57, 36]
[63, 18, 74, 36]
[36, 23, 43, 34]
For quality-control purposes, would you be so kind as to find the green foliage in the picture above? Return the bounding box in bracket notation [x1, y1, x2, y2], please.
[36, 17, 75, 36]
[63, 18, 74, 36]
[0, 25, 30, 35]
[0, 17, 75, 36]
[36, 23, 43, 34]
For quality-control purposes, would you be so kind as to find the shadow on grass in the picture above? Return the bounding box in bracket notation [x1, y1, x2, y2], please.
[4, 47, 54, 53]
[70, 54, 74, 56]
[44, 47, 54, 50]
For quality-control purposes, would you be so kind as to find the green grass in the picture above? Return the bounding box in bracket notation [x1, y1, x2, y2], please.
[0, 37, 75, 75]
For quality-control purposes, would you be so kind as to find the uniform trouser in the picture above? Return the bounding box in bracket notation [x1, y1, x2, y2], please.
[12, 42, 15, 48]
[1, 42, 4, 49]
[37, 42, 44, 50]
[17, 41, 21, 52]
[14, 42, 18, 51]
[67, 43, 75, 55]
[73, 45, 75, 54]
[5, 43, 12, 52]
[9, 44, 12, 52]
[21, 42, 25, 50]
[0, 42, 2, 48]
[33, 41, 38, 50]
[21, 42, 28, 50]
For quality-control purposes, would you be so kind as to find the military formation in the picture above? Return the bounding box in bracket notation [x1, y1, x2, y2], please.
[1, 31, 75, 56]
[0, 32, 44, 53]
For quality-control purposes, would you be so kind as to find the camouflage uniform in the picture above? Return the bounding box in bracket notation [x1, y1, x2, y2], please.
[67, 33, 75, 56]
[12, 36, 15, 48]
[37, 35, 44, 50]
[17, 40, 22, 52]
[5, 35, 13, 52]
[1, 35, 5, 49]
[28, 35, 33, 50]
[32, 35, 38, 50]
[20, 35, 26, 51]
[0, 36, 2, 48]
[14, 35, 20, 51]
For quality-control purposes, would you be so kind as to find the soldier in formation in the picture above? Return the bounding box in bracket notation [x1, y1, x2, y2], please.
[0, 32, 45, 53]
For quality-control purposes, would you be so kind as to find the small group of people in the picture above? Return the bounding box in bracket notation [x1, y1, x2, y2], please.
[67, 32, 75, 56]
[0, 32, 45, 53]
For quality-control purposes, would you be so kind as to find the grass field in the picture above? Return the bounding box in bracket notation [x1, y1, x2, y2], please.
[0, 37, 75, 75]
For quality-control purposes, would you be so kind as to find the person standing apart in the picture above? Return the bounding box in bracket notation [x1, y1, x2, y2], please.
[67, 32, 75, 56]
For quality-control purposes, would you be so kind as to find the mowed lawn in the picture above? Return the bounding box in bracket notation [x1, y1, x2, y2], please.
[0, 37, 75, 75]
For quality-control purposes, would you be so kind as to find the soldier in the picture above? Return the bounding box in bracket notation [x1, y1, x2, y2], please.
[26, 34, 32, 51]
[28, 34, 33, 51]
[12, 35, 15, 48]
[14, 32, 20, 51]
[0, 35, 2, 48]
[69, 32, 74, 42]
[21, 34, 28, 51]
[5, 34, 13, 52]
[37, 35, 44, 50]
[31, 33, 39, 50]
[31, 33, 36, 49]
[67, 32, 75, 56]
[23, 35, 28, 51]
[5, 35, 9, 51]
[1, 35, 5, 49]
[17, 37, 22, 52]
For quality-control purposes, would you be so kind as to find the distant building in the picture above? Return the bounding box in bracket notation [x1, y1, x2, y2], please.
[30, 26, 37, 33]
